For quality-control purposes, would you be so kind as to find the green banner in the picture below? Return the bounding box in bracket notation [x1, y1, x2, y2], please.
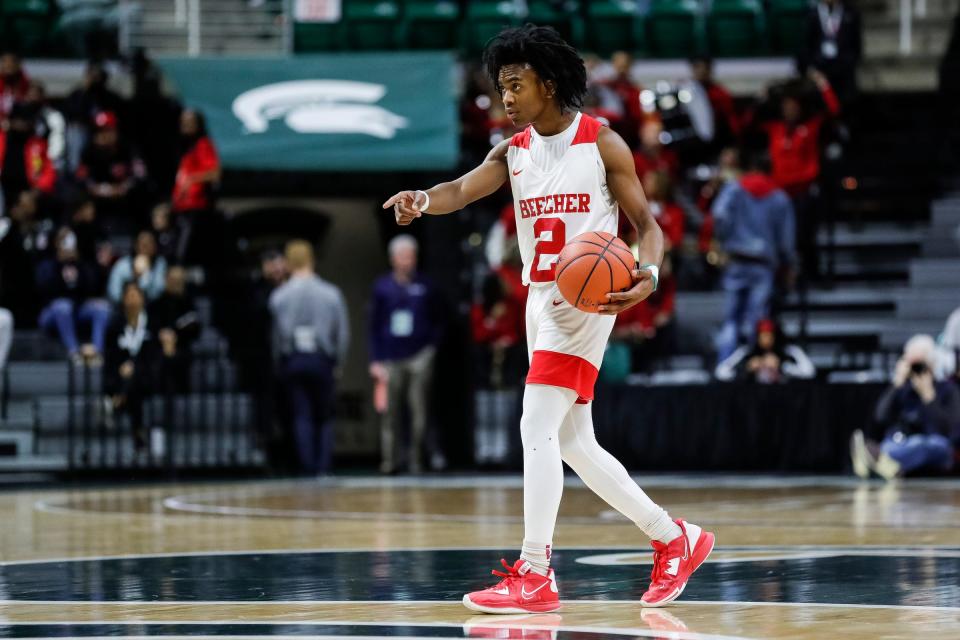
[159, 53, 458, 171]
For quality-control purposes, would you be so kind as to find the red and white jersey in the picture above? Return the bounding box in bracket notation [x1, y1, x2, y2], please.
[507, 112, 619, 287]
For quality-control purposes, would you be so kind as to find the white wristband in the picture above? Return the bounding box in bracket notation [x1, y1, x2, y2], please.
[416, 190, 430, 213]
[639, 263, 659, 291]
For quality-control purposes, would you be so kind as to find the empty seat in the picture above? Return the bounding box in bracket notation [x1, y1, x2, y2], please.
[462, 0, 526, 54]
[585, 0, 644, 55]
[293, 22, 341, 52]
[400, 0, 460, 49]
[342, 0, 401, 50]
[768, 0, 811, 54]
[707, 0, 766, 57]
[645, 0, 705, 58]
[526, 0, 584, 48]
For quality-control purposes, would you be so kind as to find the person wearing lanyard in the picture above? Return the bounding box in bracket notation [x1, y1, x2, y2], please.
[368, 235, 444, 474]
[803, 0, 862, 106]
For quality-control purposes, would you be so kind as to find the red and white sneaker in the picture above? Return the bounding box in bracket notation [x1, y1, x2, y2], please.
[640, 519, 715, 607]
[462, 559, 561, 614]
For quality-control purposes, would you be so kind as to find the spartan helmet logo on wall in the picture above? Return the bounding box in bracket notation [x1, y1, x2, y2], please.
[232, 80, 409, 139]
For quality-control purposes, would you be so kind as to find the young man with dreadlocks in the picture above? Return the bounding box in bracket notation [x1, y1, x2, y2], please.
[383, 25, 715, 613]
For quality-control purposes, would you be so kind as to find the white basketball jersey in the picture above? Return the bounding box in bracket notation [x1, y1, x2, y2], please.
[507, 112, 619, 287]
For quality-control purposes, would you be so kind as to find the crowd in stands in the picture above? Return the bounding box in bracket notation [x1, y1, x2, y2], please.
[0, 50, 220, 449]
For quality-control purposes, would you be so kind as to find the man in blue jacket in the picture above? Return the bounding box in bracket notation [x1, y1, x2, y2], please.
[369, 235, 444, 474]
[712, 154, 796, 360]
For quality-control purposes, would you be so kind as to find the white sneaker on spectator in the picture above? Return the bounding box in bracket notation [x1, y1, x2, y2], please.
[875, 453, 902, 481]
[850, 430, 875, 479]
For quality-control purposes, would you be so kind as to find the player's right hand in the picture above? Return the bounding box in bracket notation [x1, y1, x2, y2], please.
[382, 190, 425, 226]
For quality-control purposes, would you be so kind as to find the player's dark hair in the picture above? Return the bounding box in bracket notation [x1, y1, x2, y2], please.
[482, 24, 587, 113]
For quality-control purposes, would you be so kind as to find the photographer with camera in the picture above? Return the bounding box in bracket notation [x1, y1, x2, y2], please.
[851, 335, 960, 480]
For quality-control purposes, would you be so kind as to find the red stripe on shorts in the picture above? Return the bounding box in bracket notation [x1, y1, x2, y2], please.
[526, 350, 599, 403]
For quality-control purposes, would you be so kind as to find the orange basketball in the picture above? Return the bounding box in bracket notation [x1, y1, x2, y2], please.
[555, 231, 636, 313]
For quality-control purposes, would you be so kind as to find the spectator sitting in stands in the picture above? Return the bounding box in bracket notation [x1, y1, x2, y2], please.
[149, 266, 200, 394]
[149, 202, 178, 263]
[69, 198, 113, 279]
[107, 230, 167, 305]
[712, 152, 796, 361]
[633, 120, 680, 184]
[715, 318, 815, 383]
[851, 334, 960, 480]
[802, 0, 862, 107]
[104, 280, 159, 451]
[0, 191, 53, 323]
[36, 227, 111, 364]
[0, 52, 29, 121]
[171, 109, 221, 265]
[0, 103, 57, 208]
[76, 111, 146, 228]
[64, 62, 125, 172]
[23, 81, 66, 171]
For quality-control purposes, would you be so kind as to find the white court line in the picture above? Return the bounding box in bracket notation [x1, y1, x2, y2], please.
[0, 619, 756, 640]
[4, 544, 959, 567]
[0, 601, 958, 614]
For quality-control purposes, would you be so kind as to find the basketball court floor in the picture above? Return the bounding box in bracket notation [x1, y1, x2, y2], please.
[1, 474, 958, 639]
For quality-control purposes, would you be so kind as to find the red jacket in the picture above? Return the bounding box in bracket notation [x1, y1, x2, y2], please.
[0, 131, 56, 193]
[763, 84, 840, 195]
[173, 137, 220, 212]
[470, 299, 523, 346]
[633, 147, 680, 182]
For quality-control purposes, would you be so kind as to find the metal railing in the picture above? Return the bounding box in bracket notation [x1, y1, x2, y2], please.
[900, 0, 929, 54]
[61, 353, 267, 474]
[120, 0, 287, 58]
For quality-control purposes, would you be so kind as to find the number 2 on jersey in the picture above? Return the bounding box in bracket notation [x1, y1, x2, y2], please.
[530, 218, 566, 283]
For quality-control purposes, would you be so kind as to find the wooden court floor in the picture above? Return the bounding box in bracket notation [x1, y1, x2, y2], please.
[1, 474, 958, 639]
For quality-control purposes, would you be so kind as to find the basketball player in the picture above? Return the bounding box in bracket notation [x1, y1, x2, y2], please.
[382, 25, 715, 613]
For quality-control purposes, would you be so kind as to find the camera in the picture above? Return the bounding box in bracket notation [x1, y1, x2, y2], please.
[909, 362, 929, 375]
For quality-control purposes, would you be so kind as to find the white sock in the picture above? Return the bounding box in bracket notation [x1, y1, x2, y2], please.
[558, 402, 682, 544]
[520, 540, 551, 576]
[520, 384, 578, 563]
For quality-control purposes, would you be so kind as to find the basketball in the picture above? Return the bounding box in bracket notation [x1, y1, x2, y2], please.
[555, 231, 636, 313]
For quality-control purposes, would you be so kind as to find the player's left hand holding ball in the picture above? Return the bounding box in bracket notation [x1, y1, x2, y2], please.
[597, 269, 656, 315]
[382, 190, 426, 226]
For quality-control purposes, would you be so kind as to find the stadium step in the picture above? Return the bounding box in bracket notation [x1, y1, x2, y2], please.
[908, 258, 960, 287]
[0, 454, 66, 472]
[0, 430, 34, 457]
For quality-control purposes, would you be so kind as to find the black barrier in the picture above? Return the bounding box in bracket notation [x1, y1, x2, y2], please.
[61, 353, 266, 474]
[590, 380, 887, 472]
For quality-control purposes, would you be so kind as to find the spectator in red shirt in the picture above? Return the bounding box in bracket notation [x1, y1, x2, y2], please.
[633, 120, 680, 184]
[748, 70, 839, 279]
[171, 108, 221, 264]
[0, 103, 56, 207]
[0, 53, 29, 122]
